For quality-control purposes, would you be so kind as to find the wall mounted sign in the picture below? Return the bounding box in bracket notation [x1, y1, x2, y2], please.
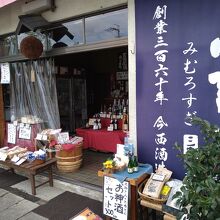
[7, 123, 16, 144]
[0, 63, 10, 84]
[18, 126, 31, 140]
[103, 176, 129, 220]
[136, 0, 220, 179]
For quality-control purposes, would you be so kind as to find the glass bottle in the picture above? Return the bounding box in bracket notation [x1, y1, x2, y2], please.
[133, 156, 139, 172]
[127, 156, 133, 174]
[98, 118, 102, 130]
[114, 119, 118, 130]
[122, 107, 128, 131]
[109, 115, 114, 130]
[93, 117, 98, 130]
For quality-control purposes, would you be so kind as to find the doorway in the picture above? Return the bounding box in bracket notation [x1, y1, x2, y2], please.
[55, 46, 128, 134]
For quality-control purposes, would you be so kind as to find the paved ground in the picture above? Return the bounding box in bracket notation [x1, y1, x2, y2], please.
[0, 175, 103, 220]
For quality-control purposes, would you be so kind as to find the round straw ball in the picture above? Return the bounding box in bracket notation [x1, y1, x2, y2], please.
[20, 35, 43, 59]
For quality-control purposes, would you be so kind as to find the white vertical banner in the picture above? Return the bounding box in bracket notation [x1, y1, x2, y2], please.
[1, 62, 10, 84]
[103, 176, 129, 220]
[7, 123, 16, 144]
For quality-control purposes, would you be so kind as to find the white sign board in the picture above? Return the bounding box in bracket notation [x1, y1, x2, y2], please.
[18, 126, 32, 140]
[1, 63, 10, 84]
[7, 123, 16, 144]
[103, 176, 129, 220]
[58, 132, 69, 144]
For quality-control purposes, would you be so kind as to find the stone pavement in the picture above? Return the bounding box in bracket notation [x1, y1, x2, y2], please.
[0, 175, 103, 220]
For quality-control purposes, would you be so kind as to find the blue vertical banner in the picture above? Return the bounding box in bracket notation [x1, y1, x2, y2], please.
[136, 0, 220, 178]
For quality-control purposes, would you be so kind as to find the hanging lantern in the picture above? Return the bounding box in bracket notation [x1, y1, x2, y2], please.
[20, 35, 43, 59]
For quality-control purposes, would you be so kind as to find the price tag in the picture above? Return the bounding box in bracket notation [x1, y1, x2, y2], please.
[36, 134, 42, 140]
[42, 134, 48, 141]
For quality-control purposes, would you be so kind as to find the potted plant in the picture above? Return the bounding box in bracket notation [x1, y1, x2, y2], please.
[174, 117, 220, 220]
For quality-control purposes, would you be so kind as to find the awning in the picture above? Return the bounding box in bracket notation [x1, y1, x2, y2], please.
[16, 14, 50, 34]
[16, 14, 74, 42]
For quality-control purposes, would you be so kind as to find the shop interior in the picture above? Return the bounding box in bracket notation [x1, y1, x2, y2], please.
[53, 46, 128, 187]
[54, 46, 128, 134]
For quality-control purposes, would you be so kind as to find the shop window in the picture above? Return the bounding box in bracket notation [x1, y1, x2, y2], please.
[47, 19, 84, 49]
[85, 8, 128, 43]
[0, 35, 17, 57]
[0, 9, 128, 58]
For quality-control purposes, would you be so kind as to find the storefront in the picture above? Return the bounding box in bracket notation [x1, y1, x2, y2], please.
[2, 0, 220, 179]
[0, 0, 135, 185]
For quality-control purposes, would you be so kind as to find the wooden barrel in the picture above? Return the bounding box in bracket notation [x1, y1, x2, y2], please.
[55, 143, 82, 172]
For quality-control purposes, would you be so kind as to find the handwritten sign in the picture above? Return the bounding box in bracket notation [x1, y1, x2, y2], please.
[1, 63, 10, 84]
[7, 123, 16, 144]
[19, 126, 31, 140]
[58, 132, 69, 144]
[103, 176, 129, 220]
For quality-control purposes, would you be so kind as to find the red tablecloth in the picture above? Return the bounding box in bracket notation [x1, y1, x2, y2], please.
[76, 128, 126, 153]
[101, 118, 123, 130]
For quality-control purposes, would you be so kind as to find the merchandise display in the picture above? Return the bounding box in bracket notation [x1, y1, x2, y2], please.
[0, 146, 47, 166]
[20, 115, 43, 124]
[90, 98, 129, 132]
[0, 146, 27, 160]
[142, 167, 173, 200]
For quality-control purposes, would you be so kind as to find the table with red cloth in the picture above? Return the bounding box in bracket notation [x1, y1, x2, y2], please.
[75, 128, 126, 153]
[100, 118, 123, 130]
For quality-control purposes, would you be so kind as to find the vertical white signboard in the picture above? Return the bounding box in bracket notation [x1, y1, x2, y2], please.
[7, 123, 16, 144]
[1, 63, 10, 84]
[103, 176, 129, 220]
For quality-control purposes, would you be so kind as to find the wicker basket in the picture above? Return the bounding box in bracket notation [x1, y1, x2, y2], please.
[113, 164, 126, 172]
[138, 178, 168, 204]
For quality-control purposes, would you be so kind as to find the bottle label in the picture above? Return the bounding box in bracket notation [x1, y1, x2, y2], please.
[133, 166, 138, 172]
[127, 167, 133, 173]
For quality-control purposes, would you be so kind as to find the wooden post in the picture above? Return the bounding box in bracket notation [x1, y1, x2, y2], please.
[0, 85, 5, 147]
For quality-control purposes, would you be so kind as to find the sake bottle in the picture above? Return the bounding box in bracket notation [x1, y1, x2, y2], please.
[127, 156, 133, 174]
[133, 156, 139, 172]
